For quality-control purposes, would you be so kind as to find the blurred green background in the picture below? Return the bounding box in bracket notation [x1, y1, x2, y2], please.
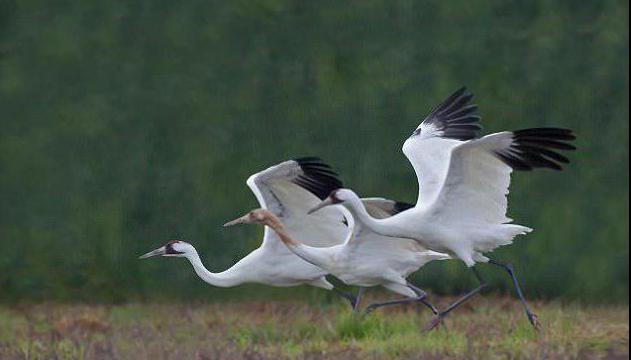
[0, 1, 628, 304]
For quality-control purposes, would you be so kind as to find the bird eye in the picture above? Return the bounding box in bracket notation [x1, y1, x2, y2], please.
[411, 128, 421, 137]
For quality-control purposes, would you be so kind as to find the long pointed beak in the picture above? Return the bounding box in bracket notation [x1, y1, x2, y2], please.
[139, 246, 166, 259]
[223, 214, 250, 227]
[308, 198, 334, 215]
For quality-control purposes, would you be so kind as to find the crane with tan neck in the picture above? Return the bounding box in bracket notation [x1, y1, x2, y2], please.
[225, 206, 450, 316]
[140, 157, 420, 309]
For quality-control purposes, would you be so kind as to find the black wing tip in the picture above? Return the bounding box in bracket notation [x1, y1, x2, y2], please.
[292, 157, 343, 200]
[393, 201, 415, 214]
[497, 128, 576, 171]
[513, 128, 576, 142]
[424, 86, 481, 141]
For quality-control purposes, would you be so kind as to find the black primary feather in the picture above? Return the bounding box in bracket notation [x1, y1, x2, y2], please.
[415, 87, 482, 141]
[495, 128, 576, 171]
[292, 157, 343, 200]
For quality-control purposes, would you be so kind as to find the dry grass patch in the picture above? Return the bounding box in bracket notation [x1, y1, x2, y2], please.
[0, 297, 627, 359]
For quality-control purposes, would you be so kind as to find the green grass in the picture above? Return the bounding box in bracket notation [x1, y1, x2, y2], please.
[0, 296, 627, 359]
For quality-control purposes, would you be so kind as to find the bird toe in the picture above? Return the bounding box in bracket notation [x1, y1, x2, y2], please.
[528, 313, 541, 331]
[423, 315, 444, 332]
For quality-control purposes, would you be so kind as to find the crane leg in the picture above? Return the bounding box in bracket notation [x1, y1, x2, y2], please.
[407, 283, 439, 315]
[353, 288, 366, 313]
[488, 259, 540, 330]
[332, 287, 358, 310]
[363, 283, 437, 316]
[424, 267, 488, 332]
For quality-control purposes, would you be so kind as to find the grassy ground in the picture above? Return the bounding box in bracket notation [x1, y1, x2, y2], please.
[0, 296, 627, 359]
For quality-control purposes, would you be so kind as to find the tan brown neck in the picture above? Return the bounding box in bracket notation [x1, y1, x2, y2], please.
[263, 216, 299, 247]
[262, 215, 282, 231]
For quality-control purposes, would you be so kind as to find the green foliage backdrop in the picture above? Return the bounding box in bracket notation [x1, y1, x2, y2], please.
[0, 1, 628, 303]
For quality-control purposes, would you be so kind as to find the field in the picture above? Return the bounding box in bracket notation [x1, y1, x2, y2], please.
[0, 296, 627, 360]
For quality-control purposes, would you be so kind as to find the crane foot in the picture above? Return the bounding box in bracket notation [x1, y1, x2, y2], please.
[423, 314, 444, 332]
[363, 305, 378, 317]
[527, 312, 541, 332]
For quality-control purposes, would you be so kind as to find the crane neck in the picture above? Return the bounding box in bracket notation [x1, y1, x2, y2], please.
[264, 217, 334, 269]
[264, 217, 299, 247]
[344, 197, 401, 237]
[185, 249, 242, 288]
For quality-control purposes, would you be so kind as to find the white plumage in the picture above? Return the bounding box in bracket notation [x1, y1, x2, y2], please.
[141, 158, 441, 304]
[140, 158, 348, 290]
[280, 197, 449, 298]
[315, 88, 575, 267]
[308, 87, 575, 328]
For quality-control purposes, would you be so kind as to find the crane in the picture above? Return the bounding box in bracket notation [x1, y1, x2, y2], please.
[308, 87, 575, 330]
[225, 202, 450, 315]
[140, 158, 410, 308]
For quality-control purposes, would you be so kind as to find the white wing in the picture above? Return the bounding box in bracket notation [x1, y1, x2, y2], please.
[426, 128, 576, 225]
[285, 170, 452, 279]
[402, 87, 482, 206]
[247, 157, 349, 249]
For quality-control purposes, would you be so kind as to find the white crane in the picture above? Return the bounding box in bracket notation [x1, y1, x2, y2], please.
[225, 202, 450, 315]
[308, 87, 576, 330]
[139, 157, 409, 308]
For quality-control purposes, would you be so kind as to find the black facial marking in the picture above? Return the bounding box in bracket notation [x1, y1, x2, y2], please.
[165, 240, 185, 255]
[329, 189, 343, 204]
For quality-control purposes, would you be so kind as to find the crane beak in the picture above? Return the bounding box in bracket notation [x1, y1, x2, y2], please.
[139, 246, 166, 259]
[308, 198, 334, 215]
[223, 214, 249, 227]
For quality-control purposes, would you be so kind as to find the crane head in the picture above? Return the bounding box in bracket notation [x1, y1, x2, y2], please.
[139, 240, 194, 259]
[308, 188, 356, 214]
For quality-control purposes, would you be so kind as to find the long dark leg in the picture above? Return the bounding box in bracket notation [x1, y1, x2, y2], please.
[488, 259, 540, 330]
[353, 288, 366, 313]
[407, 283, 439, 315]
[424, 267, 488, 332]
[363, 283, 437, 316]
[332, 287, 358, 309]
[440, 268, 487, 316]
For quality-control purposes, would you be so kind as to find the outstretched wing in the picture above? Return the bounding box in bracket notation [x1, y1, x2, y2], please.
[426, 128, 576, 224]
[402, 87, 482, 206]
[247, 157, 349, 249]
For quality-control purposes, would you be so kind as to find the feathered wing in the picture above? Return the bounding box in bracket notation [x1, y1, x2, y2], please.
[284, 165, 451, 279]
[426, 128, 576, 259]
[246, 157, 349, 249]
[402, 87, 483, 206]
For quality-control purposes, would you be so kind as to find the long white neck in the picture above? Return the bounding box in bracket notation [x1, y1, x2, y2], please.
[184, 250, 242, 288]
[344, 197, 402, 237]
